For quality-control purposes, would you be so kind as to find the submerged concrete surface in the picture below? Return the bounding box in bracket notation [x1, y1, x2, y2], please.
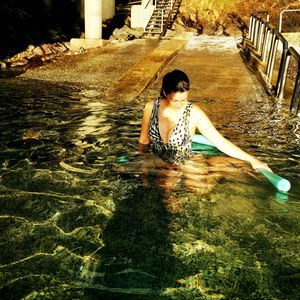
[102, 39, 186, 102]
[138, 35, 276, 124]
[2, 35, 300, 300]
[21, 39, 185, 102]
[20, 35, 270, 106]
[20, 39, 161, 90]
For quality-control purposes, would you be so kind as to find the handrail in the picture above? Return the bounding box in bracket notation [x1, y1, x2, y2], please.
[128, 1, 143, 4]
[274, 32, 289, 98]
[243, 10, 300, 115]
[260, 21, 270, 62]
[161, 9, 164, 32]
[160, 0, 180, 36]
[253, 10, 270, 19]
[288, 47, 300, 114]
[141, 0, 156, 31]
[248, 14, 270, 54]
[289, 46, 300, 60]
[144, 0, 154, 9]
[279, 9, 300, 33]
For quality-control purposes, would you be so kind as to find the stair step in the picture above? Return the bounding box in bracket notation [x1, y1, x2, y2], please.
[156, 5, 171, 8]
[146, 25, 162, 29]
[145, 31, 162, 34]
[144, 0, 180, 37]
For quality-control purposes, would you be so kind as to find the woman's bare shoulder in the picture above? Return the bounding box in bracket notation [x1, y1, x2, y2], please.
[144, 98, 156, 112]
[190, 103, 207, 117]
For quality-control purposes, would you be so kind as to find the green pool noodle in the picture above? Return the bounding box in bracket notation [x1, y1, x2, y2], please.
[275, 192, 288, 204]
[259, 169, 291, 192]
[117, 155, 129, 163]
[191, 134, 222, 155]
[192, 134, 291, 192]
[192, 134, 213, 146]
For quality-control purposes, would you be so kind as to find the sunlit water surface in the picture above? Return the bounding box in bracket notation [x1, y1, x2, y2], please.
[0, 72, 300, 299]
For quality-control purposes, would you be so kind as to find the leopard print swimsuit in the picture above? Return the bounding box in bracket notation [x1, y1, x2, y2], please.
[149, 97, 193, 164]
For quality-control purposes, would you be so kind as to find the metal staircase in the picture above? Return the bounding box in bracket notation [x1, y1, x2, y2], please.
[144, 0, 182, 37]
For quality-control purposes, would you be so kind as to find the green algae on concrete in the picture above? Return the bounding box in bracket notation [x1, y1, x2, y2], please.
[102, 39, 186, 102]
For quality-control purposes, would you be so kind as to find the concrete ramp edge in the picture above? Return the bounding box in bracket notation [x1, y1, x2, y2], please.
[102, 39, 186, 102]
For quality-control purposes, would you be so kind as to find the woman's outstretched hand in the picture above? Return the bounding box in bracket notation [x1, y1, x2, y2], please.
[250, 158, 272, 173]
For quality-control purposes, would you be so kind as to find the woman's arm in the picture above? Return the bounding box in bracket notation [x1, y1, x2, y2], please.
[192, 106, 271, 171]
[138, 100, 155, 145]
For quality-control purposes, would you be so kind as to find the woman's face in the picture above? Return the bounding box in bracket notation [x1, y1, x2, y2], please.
[165, 91, 189, 109]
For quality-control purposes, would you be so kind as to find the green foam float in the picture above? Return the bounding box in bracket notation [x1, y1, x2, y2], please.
[192, 134, 291, 193]
[258, 169, 291, 193]
[117, 135, 291, 192]
[116, 155, 129, 163]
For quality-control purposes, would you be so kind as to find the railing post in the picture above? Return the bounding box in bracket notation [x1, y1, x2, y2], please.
[161, 9, 164, 33]
[276, 44, 289, 99]
[290, 70, 300, 115]
[261, 25, 270, 63]
[266, 29, 275, 78]
[268, 38, 279, 86]
[257, 20, 265, 53]
[266, 28, 278, 84]
[251, 15, 257, 43]
[253, 17, 260, 48]
[248, 15, 254, 39]
[290, 47, 300, 115]
[243, 11, 300, 115]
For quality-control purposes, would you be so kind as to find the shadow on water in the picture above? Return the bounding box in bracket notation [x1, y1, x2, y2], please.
[0, 72, 300, 299]
[95, 179, 181, 299]
[0, 78, 178, 299]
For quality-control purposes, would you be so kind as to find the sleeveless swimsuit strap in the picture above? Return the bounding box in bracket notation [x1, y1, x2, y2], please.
[149, 97, 192, 146]
[149, 98, 161, 142]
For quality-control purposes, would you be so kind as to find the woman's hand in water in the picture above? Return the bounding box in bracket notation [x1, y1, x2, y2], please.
[250, 158, 272, 172]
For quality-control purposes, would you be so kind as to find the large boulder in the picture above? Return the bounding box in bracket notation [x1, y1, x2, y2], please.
[110, 25, 144, 42]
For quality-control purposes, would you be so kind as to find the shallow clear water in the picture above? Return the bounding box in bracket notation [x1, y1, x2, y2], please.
[1, 40, 300, 299]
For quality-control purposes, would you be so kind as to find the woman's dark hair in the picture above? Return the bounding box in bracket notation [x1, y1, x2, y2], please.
[160, 69, 190, 98]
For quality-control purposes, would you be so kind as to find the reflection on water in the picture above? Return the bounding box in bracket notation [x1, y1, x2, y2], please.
[0, 75, 300, 300]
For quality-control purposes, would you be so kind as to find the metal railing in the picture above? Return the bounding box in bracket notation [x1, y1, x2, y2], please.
[160, 0, 180, 36]
[288, 47, 300, 115]
[143, 0, 156, 31]
[157, 0, 173, 34]
[142, 0, 181, 35]
[243, 11, 300, 115]
[279, 9, 300, 33]
[145, 0, 155, 9]
[248, 11, 269, 51]
[266, 29, 288, 90]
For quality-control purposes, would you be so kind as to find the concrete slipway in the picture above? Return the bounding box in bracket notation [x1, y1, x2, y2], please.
[19, 35, 265, 107]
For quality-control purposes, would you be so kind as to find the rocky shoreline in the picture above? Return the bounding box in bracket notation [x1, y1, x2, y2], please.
[0, 1, 246, 79]
[0, 24, 147, 79]
[1, 0, 298, 79]
[0, 42, 77, 78]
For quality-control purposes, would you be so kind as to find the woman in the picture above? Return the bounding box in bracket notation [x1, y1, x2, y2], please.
[139, 69, 271, 171]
